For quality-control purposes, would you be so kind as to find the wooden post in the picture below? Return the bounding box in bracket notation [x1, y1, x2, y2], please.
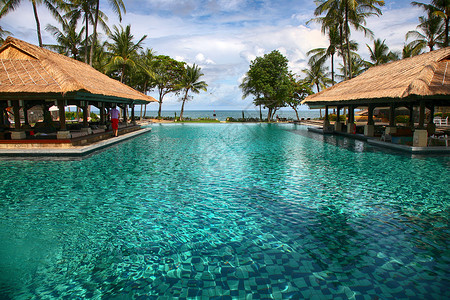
[418, 100, 425, 128]
[23, 102, 30, 126]
[83, 101, 88, 127]
[13, 100, 21, 130]
[429, 104, 435, 124]
[389, 103, 396, 127]
[368, 105, 374, 125]
[325, 105, 329, 121]
[336, 106, 340, 121]
[58, 99, 66, 130]
[123, 104, 127, 126]
[100, 102, 105, 125]
[408, 104, 414, 128]
[131, 103, 135, 125]
[0, 105, 4, 126]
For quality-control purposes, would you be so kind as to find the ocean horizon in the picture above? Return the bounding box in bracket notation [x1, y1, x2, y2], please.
[133, 109, 322, 121]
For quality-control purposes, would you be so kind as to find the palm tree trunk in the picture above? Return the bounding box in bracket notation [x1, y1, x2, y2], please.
[339, 24, 347, 80]
[32, 0, 43, 47]
[331, 53, 335, 85]
[345, 3, 351, 79]
[259, 105, 262, 121]
[445, 16, 449, 47]
[84, 13, 89, 64]
[143, 104, 147, 118]
[140, 104, 143, 121]
[89, 0, 100, 66]
[120, 66, 125, 83]
[180, 89, 189, 121]
[180, 100, 186, 121]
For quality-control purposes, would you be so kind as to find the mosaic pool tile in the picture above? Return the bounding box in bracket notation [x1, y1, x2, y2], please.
[0, 124, 448, 299]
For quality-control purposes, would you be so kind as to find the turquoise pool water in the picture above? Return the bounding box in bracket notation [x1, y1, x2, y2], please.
[0, 123, 448, 299]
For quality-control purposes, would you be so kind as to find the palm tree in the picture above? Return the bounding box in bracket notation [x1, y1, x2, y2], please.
[0, 0, 61, 47]
[178, 64, 208, 121]
[303, 58, 331, 93]
[343, 53, 369, 78]
[105, 24, 146, 83]
[402, 43, 422, 58]
[135, 49, 156, 120]
[312, 0, 384, 79]
[303, 58, 331, 118]
[45, 15, 84, 59]
[412, 0, 449, 47]
[344, 0, 384, 78]
[62, 0, 108, 64]
[406, 10, 444, 52]
[366, 39, 399, 66]
[89, 0, 125, 65]
[0, 26, 12, 43]
[307, 25, 340, 85]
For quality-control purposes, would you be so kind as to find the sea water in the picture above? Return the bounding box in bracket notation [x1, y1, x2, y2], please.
[0, 123, 448, 299]
[136, 109, 322, 121]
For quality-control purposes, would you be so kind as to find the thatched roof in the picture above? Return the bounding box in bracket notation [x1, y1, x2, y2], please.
[303, 47, 450, 106]
[0, 36, 157, 104]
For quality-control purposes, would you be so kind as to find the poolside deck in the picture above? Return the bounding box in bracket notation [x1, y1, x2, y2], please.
[0, 127, 151, 159]
[304, 123, 450, 155]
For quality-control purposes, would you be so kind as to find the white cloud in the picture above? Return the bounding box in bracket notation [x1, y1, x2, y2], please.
[0, 0, 422, 110]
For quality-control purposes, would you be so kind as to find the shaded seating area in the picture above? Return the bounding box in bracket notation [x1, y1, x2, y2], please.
[302, 47, 450, 150]
[0, 37, 156, 146]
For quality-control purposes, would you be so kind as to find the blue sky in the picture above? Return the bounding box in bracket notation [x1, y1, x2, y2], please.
[1, 0, 422, 111]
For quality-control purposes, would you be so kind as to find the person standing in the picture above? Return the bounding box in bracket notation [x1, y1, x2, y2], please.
[110, 105, 120, 137]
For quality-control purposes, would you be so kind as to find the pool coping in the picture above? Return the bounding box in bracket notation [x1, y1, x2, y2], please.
[0, 128, 152, 159]
[307, 127, 450, 155]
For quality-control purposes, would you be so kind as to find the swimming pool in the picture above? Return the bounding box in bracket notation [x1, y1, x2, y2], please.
[0, 123, 448, 299]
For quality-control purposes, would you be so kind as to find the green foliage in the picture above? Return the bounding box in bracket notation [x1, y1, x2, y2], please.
[65, 111, 79, 120]
[90, 112, 99, 121]
[327, 114, 346, 121]
[226, 117, 262, 122]
[395, 115, 410, 123]
[178, 64, 208, 120]
[240, 50, 291, 120]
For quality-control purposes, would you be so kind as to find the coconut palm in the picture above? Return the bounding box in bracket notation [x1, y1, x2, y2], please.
[402, 43, 422, 58]
[307, 25, 340, 85]
[312, 0, 384, 79]
[62, 0, 109, 63]
[45, 15, 84, 59]
[135, 49, 157, 120]
[406, 10, 444, 52]
[0, 26, 12, 43]
[412, 0, 450, 47]
[303, 58, 331, 93]
[178, 64, 208, 121]
[105, 24, 146, 83]
[366, 39, 399, 66]
[0, 0, 61, 47]
[89, 0, 125, 65]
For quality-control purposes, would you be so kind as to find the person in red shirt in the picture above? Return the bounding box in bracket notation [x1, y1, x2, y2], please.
[110, 106, 120, 137]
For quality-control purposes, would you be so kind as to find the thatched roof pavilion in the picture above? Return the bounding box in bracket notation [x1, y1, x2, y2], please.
[0, 37, 156, 139]
[302, 48, 450, 147]
[303, 47, 450, 107]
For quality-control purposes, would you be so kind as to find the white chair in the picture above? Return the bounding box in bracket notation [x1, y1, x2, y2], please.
[434, 116, 449, 126]
[433, 117, 442, 126]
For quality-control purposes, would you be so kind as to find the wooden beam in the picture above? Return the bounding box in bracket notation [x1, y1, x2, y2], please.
[13, 100, 21, 130]
[418, 100, 425, 128]
[58, 99, 66, 130]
